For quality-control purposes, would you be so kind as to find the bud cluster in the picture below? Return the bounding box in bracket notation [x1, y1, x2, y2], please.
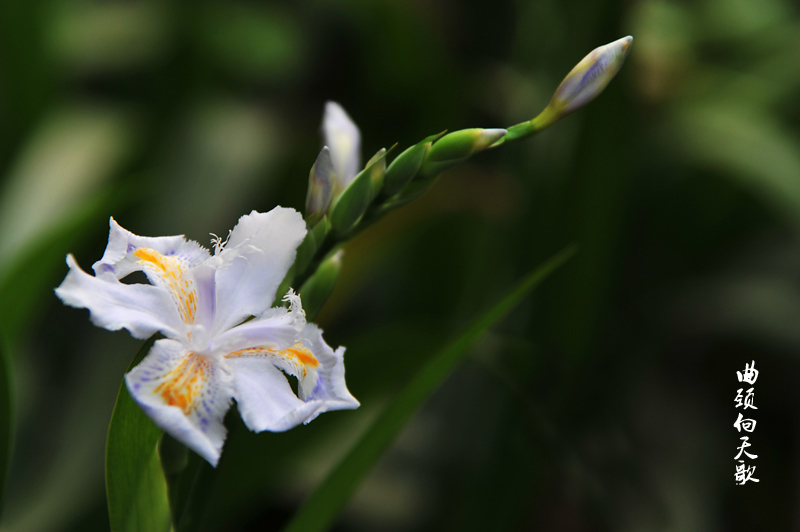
[296, 37, 632, 309]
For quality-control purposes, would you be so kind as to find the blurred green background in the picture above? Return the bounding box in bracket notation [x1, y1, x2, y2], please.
[1, 0, 798, 530]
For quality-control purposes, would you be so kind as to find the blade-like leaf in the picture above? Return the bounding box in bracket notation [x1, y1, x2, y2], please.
[106, 337, 171, 532]
[0, 334, 11, 520]
[283, 246, 576, 532]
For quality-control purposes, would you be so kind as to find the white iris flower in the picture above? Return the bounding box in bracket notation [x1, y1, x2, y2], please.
[55, 207, 359, 466]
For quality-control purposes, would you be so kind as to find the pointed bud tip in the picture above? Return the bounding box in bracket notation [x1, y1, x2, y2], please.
[475, 128, 507, 151]
[324, 100, 343, 112]
[483, 128, 507, 138]
[618, 35, 633, 53]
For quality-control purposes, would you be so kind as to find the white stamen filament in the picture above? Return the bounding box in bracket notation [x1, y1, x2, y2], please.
[210, 230, 232, 255]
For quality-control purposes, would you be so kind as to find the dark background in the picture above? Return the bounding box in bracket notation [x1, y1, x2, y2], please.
[1, 0, 798, 530]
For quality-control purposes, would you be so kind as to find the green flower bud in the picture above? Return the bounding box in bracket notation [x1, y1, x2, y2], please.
[420, 128, 507, 177]
[382, 132, 446, 197]
[298, 250, 343, 321]
[329, 149, 389, 236]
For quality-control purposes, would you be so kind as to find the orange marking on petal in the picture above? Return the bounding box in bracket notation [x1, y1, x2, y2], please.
[153, 355, 208, 414]
[225, 343, 319, 368]
[225, 347, 263, 358]
[134, 247, 198, 324]
[134, 248, 164, 268]
[286, 345, 320, 367]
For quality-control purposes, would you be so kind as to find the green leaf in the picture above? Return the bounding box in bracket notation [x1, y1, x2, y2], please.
[161, 439, 215, 532]
[283, 246, 576, 532]
[106, 337, 171, 532]
[0, 334, 12, 520]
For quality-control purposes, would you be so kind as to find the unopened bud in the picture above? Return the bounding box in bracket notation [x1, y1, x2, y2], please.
[305, 147, 336, 225]
[420, 128, 507, 177]
[544, 36, 633, 123]
[501, 36, 633, 144]
[382, 131, 446, 198]
[323, 101, 361, 189]
[329, 149, 389, 236]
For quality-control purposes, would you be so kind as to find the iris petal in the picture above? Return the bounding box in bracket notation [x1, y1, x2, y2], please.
[93, 217, 209, 279]
[227, 322, 358, 433]
[213, 306, 302, 355]
[212, 207, 306, 335]
[56, 255, 184, 339]
[126, 339, 233, 466]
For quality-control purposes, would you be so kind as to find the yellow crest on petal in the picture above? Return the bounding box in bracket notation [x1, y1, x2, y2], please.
[135, 248, 198, 325]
